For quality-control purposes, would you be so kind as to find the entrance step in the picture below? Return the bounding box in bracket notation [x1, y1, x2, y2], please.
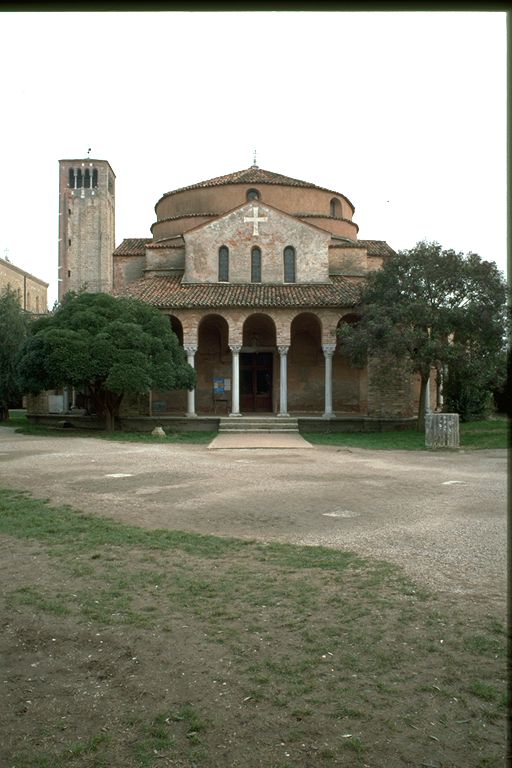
[218, 416, 299, 433]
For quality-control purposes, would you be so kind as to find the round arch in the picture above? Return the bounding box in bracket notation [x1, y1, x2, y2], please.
[242, 313, 276, 348]
[288, 312, 323, 413]
[196, 314, 231, 414]
[333, 313, 365, 414]
[168, 314, 184, 346]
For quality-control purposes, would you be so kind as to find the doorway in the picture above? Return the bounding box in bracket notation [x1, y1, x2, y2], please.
[240, 352, 273, 412]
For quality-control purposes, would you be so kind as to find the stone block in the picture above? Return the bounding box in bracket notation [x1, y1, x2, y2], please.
[425, 413, 460, 449]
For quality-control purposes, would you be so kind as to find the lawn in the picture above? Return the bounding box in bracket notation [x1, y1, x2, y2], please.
[2, 410, 508, 449]
[303, 417, 508, 450]
[0, 489, 506, 768]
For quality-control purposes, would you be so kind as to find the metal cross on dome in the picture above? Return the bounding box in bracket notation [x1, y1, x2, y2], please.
[244, 206, 268, 236]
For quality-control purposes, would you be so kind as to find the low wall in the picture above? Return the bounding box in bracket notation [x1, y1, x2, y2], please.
[28, 413, 416, 434]
[298, 416, 417, 433]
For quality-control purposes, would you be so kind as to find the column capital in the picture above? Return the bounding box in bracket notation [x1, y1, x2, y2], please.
[322, 343, 336, 357]
[277, 345, 289, 355]
[184, 344, 198, 356]
[229, 344, 242, 354]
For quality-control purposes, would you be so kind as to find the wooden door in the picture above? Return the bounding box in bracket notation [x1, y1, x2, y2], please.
[240, 353, 273, 412]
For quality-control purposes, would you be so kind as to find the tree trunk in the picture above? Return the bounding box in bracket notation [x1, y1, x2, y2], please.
[104, 391, 123, 432]
[416, 372, 429, 432]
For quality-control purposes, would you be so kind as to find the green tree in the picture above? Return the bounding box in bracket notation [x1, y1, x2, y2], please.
[0, 286, 30, 420]
[338, 241, 508, 429]
[19, 292, 196, 431]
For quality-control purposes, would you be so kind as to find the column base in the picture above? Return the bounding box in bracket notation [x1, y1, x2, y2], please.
[277, 412, 290, 418]
[229, 412, 242, 417]
[322, 412, 336, 419]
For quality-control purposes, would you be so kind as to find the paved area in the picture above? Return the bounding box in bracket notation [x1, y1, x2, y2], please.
[208, 433, 314, 449]
[0, 428, 506, 615]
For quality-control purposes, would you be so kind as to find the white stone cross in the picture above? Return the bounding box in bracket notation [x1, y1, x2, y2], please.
[244, 206, 268, 236]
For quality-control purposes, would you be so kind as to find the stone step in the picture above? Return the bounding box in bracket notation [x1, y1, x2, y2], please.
[220, 428, 299, 434]
[218, 417, 299, 433]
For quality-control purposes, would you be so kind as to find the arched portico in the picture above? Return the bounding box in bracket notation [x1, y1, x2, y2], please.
[288, 313, 323, 412]
[334, 313, 367, 414]
[151, 315, 187, 415]
[196, 314, 231, 414]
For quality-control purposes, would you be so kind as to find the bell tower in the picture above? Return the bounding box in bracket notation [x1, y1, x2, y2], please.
[58, 157, 115, 301]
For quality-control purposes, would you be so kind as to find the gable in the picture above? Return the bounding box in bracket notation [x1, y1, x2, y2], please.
[183, 202, 331, 284]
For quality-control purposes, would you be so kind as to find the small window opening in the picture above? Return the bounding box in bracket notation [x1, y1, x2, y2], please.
[330, 198, 342, 218]
[93, 169, 99, 188]
[84, 169, 91, 188]
[76, 169, 82, 188]
[246, 188, 260, 201]
[68, 169, 75, 188]
[218, 246, 229, 282]
[284, 246, 296, 283]
[251, 246, 262, 282]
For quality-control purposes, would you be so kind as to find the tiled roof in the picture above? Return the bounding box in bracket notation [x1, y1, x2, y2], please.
[113, 238, 152, 256]
[359, 240, 396, 257]
[114, 237, 396, 260]
[117, 274, 360, 309]
[162, 166, 354, 209]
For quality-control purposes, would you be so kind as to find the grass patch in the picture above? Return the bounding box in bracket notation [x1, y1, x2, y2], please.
[1, 488, 506, 767]
[303, 415, 508, 450]
[4, 410, 507, 449]
[1, 409, 215, 443]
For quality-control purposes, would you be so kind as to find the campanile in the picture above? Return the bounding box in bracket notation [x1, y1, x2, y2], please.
[58, 158, 115, 301]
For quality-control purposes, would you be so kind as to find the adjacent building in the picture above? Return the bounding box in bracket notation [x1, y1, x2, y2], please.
[0, 256, 48, 314]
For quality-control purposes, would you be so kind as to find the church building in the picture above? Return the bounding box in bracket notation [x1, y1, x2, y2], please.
[46, 157, 422, 426]
[112, 163, 417, 421]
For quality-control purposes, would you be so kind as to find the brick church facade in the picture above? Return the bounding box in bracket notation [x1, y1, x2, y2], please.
[111, 164, 418, 421]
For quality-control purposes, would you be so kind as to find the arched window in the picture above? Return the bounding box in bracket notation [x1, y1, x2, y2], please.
[284, 246, 296, 283]
[68, 168, 75, 188]
[93, 169, 98, 188]
[251, 246, 262, 283]
[84, 169, 91, 188]
[246, 188, 260, 201]
[76, 169, 83, 188]
[218, 246, 229, 282]
[330, 198, 342, 218]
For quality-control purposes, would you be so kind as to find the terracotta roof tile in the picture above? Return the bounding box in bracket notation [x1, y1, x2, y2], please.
[113, 238, 151, 256]
[162, 166, 355, 209]
[117, 274, 360, 310]
[359, 240, 396, 257]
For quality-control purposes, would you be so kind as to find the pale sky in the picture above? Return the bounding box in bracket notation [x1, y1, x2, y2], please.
[0, 11, 507, 308]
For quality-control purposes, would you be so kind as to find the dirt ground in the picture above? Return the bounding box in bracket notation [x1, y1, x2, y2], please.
[0, 429, 507, 767]
[0, 429, 506, 614]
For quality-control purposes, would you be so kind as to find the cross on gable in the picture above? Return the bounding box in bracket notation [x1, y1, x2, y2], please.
[243, 206, 268, 236]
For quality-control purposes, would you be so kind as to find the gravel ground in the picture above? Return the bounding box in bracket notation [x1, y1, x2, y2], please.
[0, 428, 506, 616]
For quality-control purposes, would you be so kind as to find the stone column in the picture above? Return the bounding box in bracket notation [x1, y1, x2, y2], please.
[229, 345, 242, 417]
[322, 344, 336, 419]
[278, 345, 289, 417]
[184, 345, 197, 417]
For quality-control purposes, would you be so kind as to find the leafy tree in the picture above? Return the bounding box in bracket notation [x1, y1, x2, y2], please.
[19, 292, 196, 431]
[0, 286, 30, 420]
[338, 241, 508, 429]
